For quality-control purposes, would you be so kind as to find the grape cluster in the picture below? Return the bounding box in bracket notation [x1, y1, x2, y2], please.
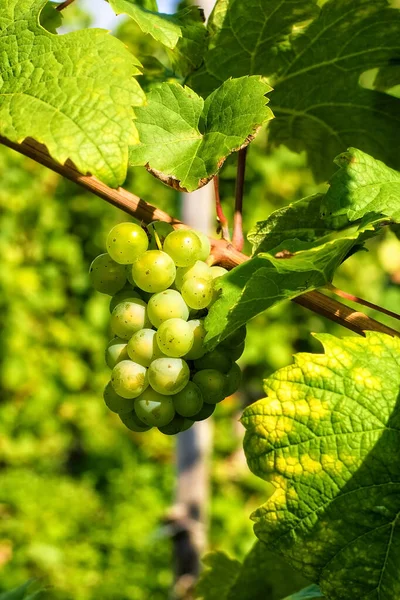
[89, 221, 245, 435]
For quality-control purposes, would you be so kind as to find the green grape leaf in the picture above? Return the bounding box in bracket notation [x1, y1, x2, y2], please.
[0, 581, 43, 600]
[321, 148, 400, 227]
[129, 77, 273, 192]
[204, 215, 379, 348]
[108, 0, 182, 48]
[195, 552, 241, 600]
[242, 332, 400, 600]
[108, 0, 207, 76]
[0, 0, 145, 187]
[190, 0, 400, 181]
[248, 194, 331, 256]
[281, 585, 324, 600]
[196, 543, 310, 600]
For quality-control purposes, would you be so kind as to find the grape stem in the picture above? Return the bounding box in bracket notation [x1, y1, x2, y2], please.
[232, 147, 247, 252]
[213, 176, 230, 241]
[325, 283, 400, 322]
[1, 135, 399, 340]
[56, 0, 76, 11]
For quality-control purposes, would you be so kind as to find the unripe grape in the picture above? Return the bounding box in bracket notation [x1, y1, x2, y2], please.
[163, 230, 202, 267]
[103, 381, 135, 414]
[131, 250, 176, 293]
[135, 388, 175, 427]
[173, 381, 204, 417]
[147, 290, 189, 328]
[106, 222, 148, 264]
[195, 232, 211, 261]
[120, 409, 152, 432]
[228, 340, 245, 361]
[194, 349, 232, 374]
[181, 277, 213, 309]
[175, 261, 211, 291]
[192, 369, 227, 404]
[158, 413, 186, 435]
[105, 337, 128, 369]
[191, 402, 216, 421]
[148, 358, 190, 395]
[127, 329, 164, 367]
[111, 360, 148, 399]
[110, 299, 151, 340]
[89, 253, 126, 295]
[184, 319, 207, 360]
[109, 286, 141, 313]
[220, 326, 246, 349]
[156, 318, 194, 358]
[209, 266, 228, 279]
[225, 362, 242, 396]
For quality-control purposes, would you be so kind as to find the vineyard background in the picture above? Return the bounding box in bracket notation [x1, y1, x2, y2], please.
[0, 3, 400, 599]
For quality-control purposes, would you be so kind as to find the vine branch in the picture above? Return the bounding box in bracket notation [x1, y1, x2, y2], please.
[326, 283, 400, 322]
[56, 0, 76, 11]
[213, 176, 230, 241]
[232, 147, 247, 252]
[1, 135, 399, 340]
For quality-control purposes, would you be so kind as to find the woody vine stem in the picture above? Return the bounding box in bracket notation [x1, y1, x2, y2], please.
[1, 135, 399, 340]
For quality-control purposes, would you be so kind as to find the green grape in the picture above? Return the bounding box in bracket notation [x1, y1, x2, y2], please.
[148, 357, 190, 395]
[158, 413, 186, 435]
[184, 319, 207, 360]
[105, 337, 129, 369]
[135, 387, 175, 427]
[110, 299, 150, 340]
[195, 232, 211, 261]
[228, 340, 245, 361]
[181, 418, 194, 431]
[194, 349, 232, 374]
[156, 318, 194, 358]
[147, 221, 174, 249]
[191, 402, 216, 421]
[120, 410, 151, 432]
[131, 250, 176, 293]
[210, 266, 228, 279]
[89, 253, 126, 295]
[175, 261, 211, 291]
[106, 222, 148, 264]
[163, 230, 202, 267]
[111, 359, 148, 399]
[173, 381, 204, 417]
[103, 382, 135, 414]
[125, 265, 136, 286]
[181, 277, 213, 309]
[109, 286, 141, 313]
[220, 326, 246, 348]
[147, 290, 189, 328]
[192, 369, 227, 404]
[225, 362, 242, 396]
[127, 328, 164, 367]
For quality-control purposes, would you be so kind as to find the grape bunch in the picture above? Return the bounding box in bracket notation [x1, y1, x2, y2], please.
[89, 221, 245, 435]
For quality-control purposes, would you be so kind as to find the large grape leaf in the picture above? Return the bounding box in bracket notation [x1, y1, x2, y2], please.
[248, 194, 331, 256]
[0, 0, 145, 187]
[189, 0, 400, 181]
[282, 585, 324, 600]
[204, 204, 380, 348]
[242, 333, 400, 600]
[195, 543, 310, 600]
[108, 0, 207, 77]
[129, 77, 273, 192]
[320, 148, 400, 227]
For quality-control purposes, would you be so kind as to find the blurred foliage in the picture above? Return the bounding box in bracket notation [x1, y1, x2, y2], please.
[0, 4, 399, 600]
